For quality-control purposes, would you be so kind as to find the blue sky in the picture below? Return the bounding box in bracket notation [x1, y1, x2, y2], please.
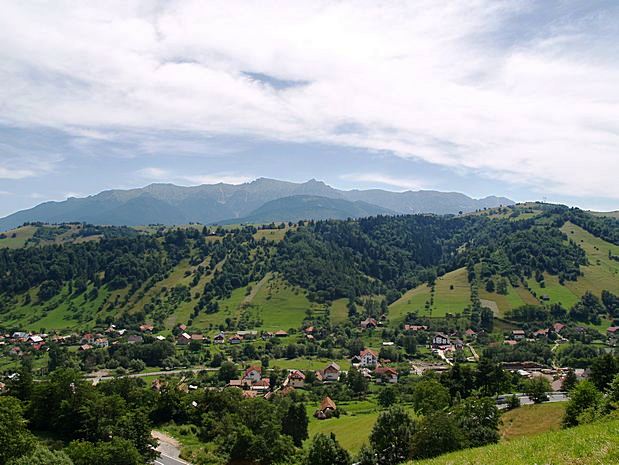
[1, 1, 619, 217]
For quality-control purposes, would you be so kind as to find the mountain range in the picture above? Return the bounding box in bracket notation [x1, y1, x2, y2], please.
[0, 178, 514, 230]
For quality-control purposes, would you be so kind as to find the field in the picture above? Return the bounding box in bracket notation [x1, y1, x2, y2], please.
[499, 402, 566, 441]
[0, 225, 37, 248]
[331, 298, 350, 324]
[413, 418, 619, 465]
[561, 222, 619, 296]
[388, 284, 433, 323]
[389, 267, 471, 324]
[526, 273, 579, 309]
[478, 281, 537, 317]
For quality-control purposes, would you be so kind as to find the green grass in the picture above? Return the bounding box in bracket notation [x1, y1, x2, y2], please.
[412, 418, 619, 465]
[499, 402, 566, 441]
[526, 273, 579, 309]
[389, 285, 433, 324]
[561, 222, 619, 296]
[331, 298, 350, 324]
[479, 281, 537, 316]
[0, 225, 37, 248]
[432, 268, 471, 316]
[268, 358, 351, 371]
[245, 275, 318, 331]
[389, 268, 471, 324]
[253, 227, 290, 242]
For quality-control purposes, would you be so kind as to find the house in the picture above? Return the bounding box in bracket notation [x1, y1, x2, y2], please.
[214, 332, 225, 344]
[0, 381, 6, 393]
[32, 341, 46, 351]
[553, 323, 566, 334]
[177, 333, 191, 345]
[608, 327, 619, 346]
[359, 348, 378, 367]
[314, 396, 337, 419]
[504, 340, 518, 346]
[242, 366, 262, 383]
[11, 332, 28, 341]
[93, 337, 109, 348]
[404, 324, 428, 332]
[27, 335, 44, 344]
[464, 329, 477, 338]
[227, 379, 252, 389]
[511, 329, 526, 341]
[274, 330, 288, 337]
[287, 370, 306, 388]
[139, 324, 154, 333]
[304, 326, 315, 335]
[229, 334, 243, 344]
[156, 335, 167, 341]
[533, 328, 549, 338]
[10, 346, 22, 356]
[250, 378, 271, 392]
[81, 333, 95, 344]
[242, 390, 258, 399]
[191, 334, 205, 343]
[360, 318, 378, 330]
[322, 362, 341, 381]
[79, 344, 93, 351]
[127, 335, 143, 344]
[237, 330, 257, 339]
[261, 331, 274, 340]
[375, 367, 398, 384]
[432, 333, 450, 348]
[178, 324, 187, 331]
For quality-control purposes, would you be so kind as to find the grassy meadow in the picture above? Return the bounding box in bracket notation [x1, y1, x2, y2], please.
[413, 418, 619, 465]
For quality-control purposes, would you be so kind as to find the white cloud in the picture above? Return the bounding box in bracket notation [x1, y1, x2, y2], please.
[0, 166, 36, 179]
[340, 173, 427, 191]
[137, 167, 251, 185]
[0, 1, 618, 198]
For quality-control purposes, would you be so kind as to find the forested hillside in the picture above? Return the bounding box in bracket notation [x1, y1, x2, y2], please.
[0, 203, 617, 335]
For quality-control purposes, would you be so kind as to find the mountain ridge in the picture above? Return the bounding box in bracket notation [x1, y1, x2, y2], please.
[0, 178, 514, 230]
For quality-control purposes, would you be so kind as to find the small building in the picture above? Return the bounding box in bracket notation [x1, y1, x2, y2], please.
[190, 334, 205, 343]
[213, 332, 225, 344]
[359, 348, 378, 367]
[511, 329, 526, 341]
[79, 344, 93, 351]
[229, 334, 243, 344]
[404, 325, 428, 332]
[274, 330, 288, 337]
[262, 331, 274, 340]
[464, 329, 477, 339]
[127, 335, 143, 344]
[360, 318, 378, 330]
[322, 362, 341, 381]
[287, 370, 306, 388]
[139, 324, 154, 333]
[93, 337, 109, 348]
[81, 333, 95, 344]
[27, 335, 44, 344]
[533, 328, 549, 338]
[553, 323, 566, 334]
[177, 333, 191, 345]
[242, 366, 262, 383]
[432, 332, 450, 348]
[250, 378, 271, 392]
[607, 327, 619, 346]
[237, 330, 257, 340]
[375, 366, 398, 384]
[314, 396, 337, 419]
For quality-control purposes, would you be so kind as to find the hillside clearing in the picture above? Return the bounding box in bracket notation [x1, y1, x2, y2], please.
[413, 419, 619, 465]
[499, 402, 566, 441]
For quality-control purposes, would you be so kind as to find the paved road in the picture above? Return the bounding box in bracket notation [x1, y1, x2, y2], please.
[86, 366, 217, 384]
[497, 392, 568, 409]
[155, 453, 191, 465]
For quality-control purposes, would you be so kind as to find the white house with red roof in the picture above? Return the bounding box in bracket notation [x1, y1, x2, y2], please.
[359, 348, 378, 367]
[287, 370, 306, 388]
[242, 366, 262, 383]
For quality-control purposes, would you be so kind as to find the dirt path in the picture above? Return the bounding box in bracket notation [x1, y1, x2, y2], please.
[242, 272, 271, 305]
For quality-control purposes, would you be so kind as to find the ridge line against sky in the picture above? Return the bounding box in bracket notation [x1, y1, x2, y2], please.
[0, 0, 618, 216]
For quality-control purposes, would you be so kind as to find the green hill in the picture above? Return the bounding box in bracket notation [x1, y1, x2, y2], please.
[413, 419, 619, 465]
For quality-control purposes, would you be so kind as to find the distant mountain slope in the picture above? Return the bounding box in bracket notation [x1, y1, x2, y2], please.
[221, 195, 395, 224]
[0, 177, 514, 230]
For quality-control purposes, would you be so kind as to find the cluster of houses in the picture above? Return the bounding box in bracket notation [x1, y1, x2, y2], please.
[504, 323, 618, 347]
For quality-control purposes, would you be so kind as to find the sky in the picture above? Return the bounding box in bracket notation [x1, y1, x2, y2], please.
[1, 0, 619, 217]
